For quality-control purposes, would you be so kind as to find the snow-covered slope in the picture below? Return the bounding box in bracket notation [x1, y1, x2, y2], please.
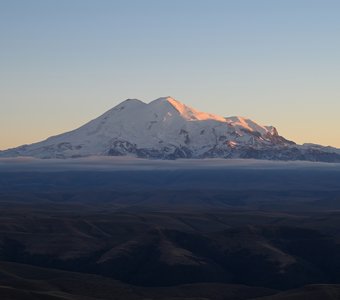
[1, 97, 340, 162]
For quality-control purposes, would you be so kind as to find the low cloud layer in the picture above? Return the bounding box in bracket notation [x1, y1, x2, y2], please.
[0, 156, 340, 172]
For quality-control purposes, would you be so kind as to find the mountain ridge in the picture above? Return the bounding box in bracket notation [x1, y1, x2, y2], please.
[1, 96, 340, 162]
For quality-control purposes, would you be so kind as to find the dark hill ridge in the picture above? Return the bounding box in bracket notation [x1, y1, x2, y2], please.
[1, 97, 340, 162]
[1, 261, 340, 299]
[1, 168, 340, 298]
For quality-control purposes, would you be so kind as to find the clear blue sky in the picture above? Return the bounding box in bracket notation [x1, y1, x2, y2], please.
[1, 0, 339, 149]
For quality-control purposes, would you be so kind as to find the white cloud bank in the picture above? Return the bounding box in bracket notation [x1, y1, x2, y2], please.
[0, 156, 340, 172]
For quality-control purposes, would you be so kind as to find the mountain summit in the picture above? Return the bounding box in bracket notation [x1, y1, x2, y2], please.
[1, 97, 340, 162]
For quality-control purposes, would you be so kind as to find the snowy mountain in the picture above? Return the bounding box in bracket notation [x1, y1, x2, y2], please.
[1, 96, 340, 162]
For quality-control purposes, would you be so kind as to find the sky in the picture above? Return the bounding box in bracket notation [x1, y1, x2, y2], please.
[1, 0, 339, 149]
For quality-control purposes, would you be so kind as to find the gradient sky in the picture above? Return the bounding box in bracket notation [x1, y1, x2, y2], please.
[1, 0, 339, 150]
